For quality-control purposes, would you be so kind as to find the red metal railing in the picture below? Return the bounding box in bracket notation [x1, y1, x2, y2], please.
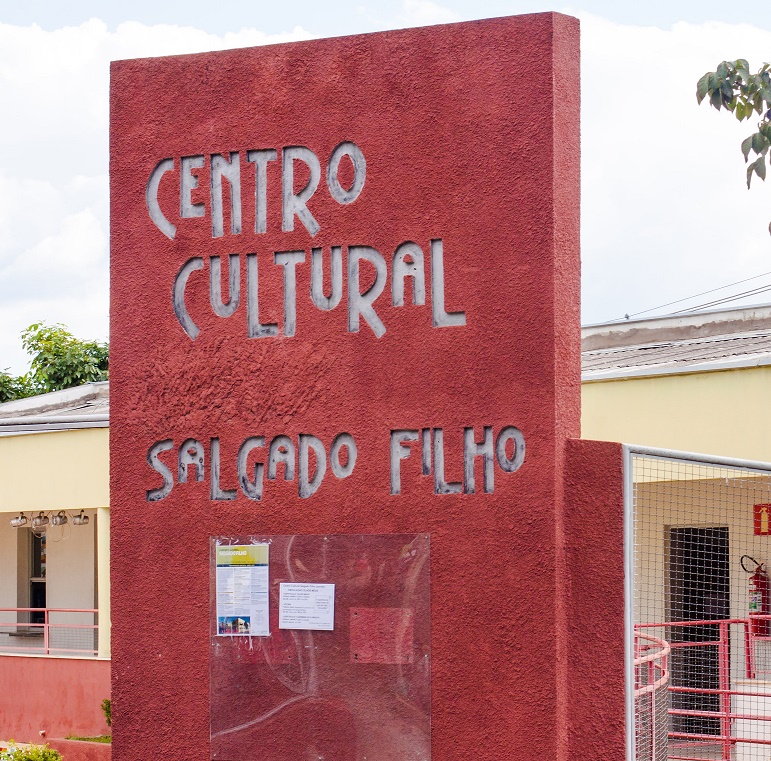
[636, 615, 771, 761]
[0, 607, 99, 657]
[635, 631, 671, 761]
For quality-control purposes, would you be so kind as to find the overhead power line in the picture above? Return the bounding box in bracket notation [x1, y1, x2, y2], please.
[672, 283, 771, 314]
[610, 270, 771, 323]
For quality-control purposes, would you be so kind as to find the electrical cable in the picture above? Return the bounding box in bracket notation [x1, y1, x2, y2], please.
[610, 270, 771, 323]
[672, 283, 771, 314]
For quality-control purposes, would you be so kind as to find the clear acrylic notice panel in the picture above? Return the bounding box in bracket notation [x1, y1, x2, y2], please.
[210, 534, 431, 761]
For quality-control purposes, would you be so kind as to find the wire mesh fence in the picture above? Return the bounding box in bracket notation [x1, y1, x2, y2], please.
[629, 449, 771, 761]
[0, 608, 99, 656]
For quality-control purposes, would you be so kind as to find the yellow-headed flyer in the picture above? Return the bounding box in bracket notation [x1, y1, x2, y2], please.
[215, 544, 269, 636]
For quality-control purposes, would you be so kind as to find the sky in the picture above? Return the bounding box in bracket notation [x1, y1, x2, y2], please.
[1, 1, 770, 373]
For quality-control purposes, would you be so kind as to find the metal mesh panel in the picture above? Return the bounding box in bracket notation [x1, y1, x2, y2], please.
[48, 625, 98, 654]
[0, 611, 98, 656]
[630, 452, 771, 761]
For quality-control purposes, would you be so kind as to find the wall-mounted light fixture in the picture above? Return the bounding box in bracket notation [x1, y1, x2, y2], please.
[10, 509, 91, 530]
[31, 512, 49, 531]
[51, 511, 68, 527]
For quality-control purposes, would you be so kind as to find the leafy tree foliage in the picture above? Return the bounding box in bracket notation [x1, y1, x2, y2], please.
[0, 323, 108, 403]
[697, 60, 771, 189]
[0, 372, 30, 403]
[0, 744, 62, 761]
[101, 698, 112, 728]
[21, 323, 109, 394]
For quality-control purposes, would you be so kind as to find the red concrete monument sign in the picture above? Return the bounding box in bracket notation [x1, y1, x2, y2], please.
[110, 12, 625, 760]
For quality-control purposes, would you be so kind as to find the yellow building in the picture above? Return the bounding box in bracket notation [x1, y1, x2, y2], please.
[582, 304, 771, 461]
[0, 382, 111, 743]
[582, 305, 771, 760]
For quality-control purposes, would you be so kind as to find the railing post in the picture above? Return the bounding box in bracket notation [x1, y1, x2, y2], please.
[660, 651, 668, 761]
[43, 608, 49, 655]
[719, 621, 731, 761]
[745, 622, 754, 680]
[649, 657, 656, 761]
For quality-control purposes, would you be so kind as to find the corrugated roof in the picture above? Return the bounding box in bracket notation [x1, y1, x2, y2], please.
[0, 382, 109, 434]
[582, 329, 771, 380]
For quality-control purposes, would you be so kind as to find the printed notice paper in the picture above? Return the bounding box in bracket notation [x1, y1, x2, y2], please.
[279, 583, 335, 631]
[215, 544, 270, 636]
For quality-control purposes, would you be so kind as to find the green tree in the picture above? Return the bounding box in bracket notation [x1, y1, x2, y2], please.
[0, 323, 108, 403]
[0, 371, 31, 403]
[697, 60, 771, 189]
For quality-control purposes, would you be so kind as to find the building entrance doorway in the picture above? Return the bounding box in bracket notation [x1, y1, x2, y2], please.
[30, 532, 46, 624]
[668, 526, 730, 736]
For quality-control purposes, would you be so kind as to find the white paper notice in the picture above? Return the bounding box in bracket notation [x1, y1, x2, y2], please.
[215, 544, 270, 637]
[279, 583, 335, 631]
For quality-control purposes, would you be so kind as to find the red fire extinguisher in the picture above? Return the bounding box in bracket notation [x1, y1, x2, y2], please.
[743, 555, 770, 636]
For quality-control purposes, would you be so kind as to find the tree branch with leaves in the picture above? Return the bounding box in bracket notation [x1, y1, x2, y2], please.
[697, 60, 771, 191]
[0, 323, 108, 403]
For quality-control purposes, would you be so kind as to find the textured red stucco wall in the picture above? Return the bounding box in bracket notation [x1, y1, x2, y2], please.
[561, 439, 626, 760]
[0, 656, 110, 742]
[110, 13, 624, 760]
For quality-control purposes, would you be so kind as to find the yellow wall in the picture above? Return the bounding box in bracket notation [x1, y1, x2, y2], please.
[0, 428, 109, 513]
[0, 428, 111, 653]
[582, 366, 771, 462]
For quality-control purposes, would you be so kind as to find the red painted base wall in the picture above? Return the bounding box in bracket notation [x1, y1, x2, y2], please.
[0, 656, 110, 743]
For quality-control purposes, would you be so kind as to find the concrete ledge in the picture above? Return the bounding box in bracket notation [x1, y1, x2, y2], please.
[48, 738, 111, 760]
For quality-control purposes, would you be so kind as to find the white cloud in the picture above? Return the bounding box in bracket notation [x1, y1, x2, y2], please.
[397, 0, 462, 26]
[0, 19, 314, 374]
[579, 14, 771, 323]
[2, 206, 106, 291]
[356, 0, 460, 30]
